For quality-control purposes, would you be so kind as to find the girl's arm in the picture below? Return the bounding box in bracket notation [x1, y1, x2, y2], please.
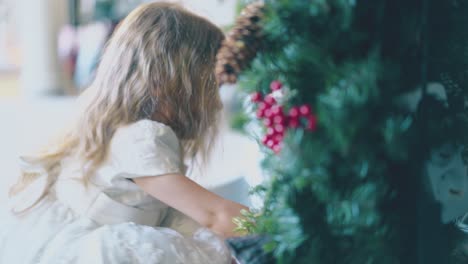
[133, 174, 249, 238]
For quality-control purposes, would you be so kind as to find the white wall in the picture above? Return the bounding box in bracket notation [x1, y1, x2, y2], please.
[176, 0, 237, 26]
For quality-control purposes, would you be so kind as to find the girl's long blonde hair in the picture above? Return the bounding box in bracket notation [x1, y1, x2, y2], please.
[9, 2, 225, 213]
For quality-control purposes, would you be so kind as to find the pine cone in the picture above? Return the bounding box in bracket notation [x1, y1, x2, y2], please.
[216, 2, 265, 86]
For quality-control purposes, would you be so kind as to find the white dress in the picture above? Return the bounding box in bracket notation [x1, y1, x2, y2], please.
[0, 120, 231, 264]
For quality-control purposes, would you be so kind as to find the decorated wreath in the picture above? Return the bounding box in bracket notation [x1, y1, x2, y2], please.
[217, 1, 468, 263]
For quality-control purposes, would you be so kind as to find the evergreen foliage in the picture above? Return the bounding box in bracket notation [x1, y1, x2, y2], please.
[230, 0, 468, 263]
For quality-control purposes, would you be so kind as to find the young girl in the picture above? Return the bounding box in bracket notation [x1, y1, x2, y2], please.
[0, 3, 247, 263]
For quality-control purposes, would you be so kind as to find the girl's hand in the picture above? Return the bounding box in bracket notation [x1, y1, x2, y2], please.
[133, 174, 249, 238]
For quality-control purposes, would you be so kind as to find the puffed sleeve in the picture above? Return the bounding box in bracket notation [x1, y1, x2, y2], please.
[109, 120, 183, 179]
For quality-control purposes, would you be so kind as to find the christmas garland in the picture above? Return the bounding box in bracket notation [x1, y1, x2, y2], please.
[217, 1, 468, 263]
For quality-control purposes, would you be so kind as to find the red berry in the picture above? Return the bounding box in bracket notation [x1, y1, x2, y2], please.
[270, 105, 283, 116]
[289, 107, 300, 118]
[256, 108, 265, 118]
[262, 135, 269, 145]
[266, 139, 275, 148]
[299, 105, 312, 116]
[273, 133, 284, 143]
[273, 115, 285, 125]
[273, 144, 282, 153]
[264, 109, 274, 118]
[274, 124, 285, 134]
[288, 117, 300, 128]
[264, 95, 276, 106]
[258, 102, 269, 111]
[264, 118, 273, 127]
[306, 115, 318, 131]
[251, 92, 263, 103]
[270, 80, 283, 91]
[266, 127, 276, 136]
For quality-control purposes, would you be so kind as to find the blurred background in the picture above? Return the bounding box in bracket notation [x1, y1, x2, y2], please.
[0, 0, 263, 209]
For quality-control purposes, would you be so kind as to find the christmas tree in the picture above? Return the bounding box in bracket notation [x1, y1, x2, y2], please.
[218, 1, 468, 263]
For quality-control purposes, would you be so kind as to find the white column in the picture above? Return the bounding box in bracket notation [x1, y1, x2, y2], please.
[0, 0, 14, 70]
[0, 20, 8, 70]
[16, 0, 68, 97]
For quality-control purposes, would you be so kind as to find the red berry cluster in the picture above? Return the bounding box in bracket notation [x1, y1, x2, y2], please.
[251, 80, 318, 153]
